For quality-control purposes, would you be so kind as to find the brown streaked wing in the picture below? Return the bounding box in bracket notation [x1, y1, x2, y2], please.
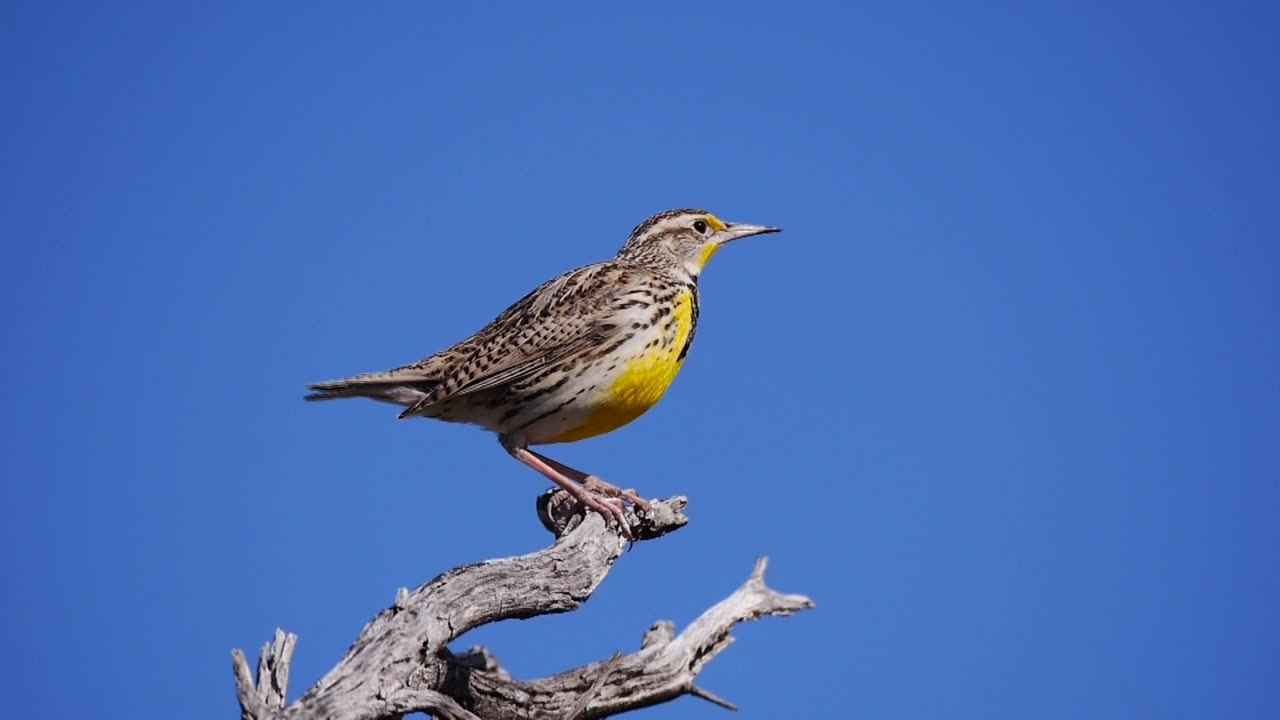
[398, 262, 627, 419]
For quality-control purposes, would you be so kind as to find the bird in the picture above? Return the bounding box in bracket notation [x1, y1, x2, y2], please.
[306, 208, 780, 537]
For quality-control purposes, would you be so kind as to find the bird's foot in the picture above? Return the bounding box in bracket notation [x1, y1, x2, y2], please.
[581, 475, 651, 512]
[575, 490, 634, 541]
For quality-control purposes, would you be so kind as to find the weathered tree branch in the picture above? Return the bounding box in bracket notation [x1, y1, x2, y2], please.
[231, 493, 814, 719]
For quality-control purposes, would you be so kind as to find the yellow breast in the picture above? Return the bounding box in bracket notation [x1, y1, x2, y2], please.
[544, 290, 694, 443]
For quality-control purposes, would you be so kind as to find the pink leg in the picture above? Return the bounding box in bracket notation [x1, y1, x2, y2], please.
[514, 448, 634, 539]
[527, 450, 652, 511]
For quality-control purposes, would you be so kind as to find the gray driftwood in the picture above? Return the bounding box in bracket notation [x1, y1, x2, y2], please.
[231, 492, 814, 719]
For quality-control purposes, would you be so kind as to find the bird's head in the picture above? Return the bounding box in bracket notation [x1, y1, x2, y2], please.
[615, 208, 780, 277]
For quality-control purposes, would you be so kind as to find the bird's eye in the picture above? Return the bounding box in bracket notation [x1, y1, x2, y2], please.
[693, 220, 709, 234]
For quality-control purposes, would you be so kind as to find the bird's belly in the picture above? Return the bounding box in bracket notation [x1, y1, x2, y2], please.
[542, 349, 682, 443]
[528, 292, 695, 444]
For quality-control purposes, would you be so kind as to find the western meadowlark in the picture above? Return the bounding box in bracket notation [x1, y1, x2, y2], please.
[306, 208, 780, 537]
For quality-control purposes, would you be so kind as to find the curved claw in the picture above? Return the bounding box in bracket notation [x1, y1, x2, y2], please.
[578, 493, 634, 540]
[512, 448, 637, 540]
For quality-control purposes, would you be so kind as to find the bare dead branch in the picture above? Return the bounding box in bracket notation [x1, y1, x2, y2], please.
[562, 652, 623, 720]
[230, 495, 812, 720]
[690, 685, 738, 712]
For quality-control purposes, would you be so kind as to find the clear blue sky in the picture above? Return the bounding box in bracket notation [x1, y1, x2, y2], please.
[2, 3, 1277, 718]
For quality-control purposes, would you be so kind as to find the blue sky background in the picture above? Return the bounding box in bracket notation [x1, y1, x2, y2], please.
[2, 2, 1277, 718]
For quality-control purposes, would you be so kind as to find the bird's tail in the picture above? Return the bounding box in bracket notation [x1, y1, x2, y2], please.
[305, 371, 441, 408]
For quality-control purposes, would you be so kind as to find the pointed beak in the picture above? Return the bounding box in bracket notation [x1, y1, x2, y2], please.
[716, 221, 781, 245]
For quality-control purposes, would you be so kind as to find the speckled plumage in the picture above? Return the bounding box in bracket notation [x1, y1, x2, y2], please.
[306, 208, 780, 535]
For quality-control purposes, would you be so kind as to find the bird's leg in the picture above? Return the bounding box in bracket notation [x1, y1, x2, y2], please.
[527, 450, 651, 511]
[512, 448, 634, 540]
[581, 475, 652, 512]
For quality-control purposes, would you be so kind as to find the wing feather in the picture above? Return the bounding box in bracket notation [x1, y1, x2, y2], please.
[397, 263, 627, 419]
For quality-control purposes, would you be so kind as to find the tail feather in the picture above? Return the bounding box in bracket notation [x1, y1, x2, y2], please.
[305, 371, 441, 407]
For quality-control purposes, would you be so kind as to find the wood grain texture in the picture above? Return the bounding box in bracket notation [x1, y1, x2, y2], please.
[231, 494, 813, 719]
